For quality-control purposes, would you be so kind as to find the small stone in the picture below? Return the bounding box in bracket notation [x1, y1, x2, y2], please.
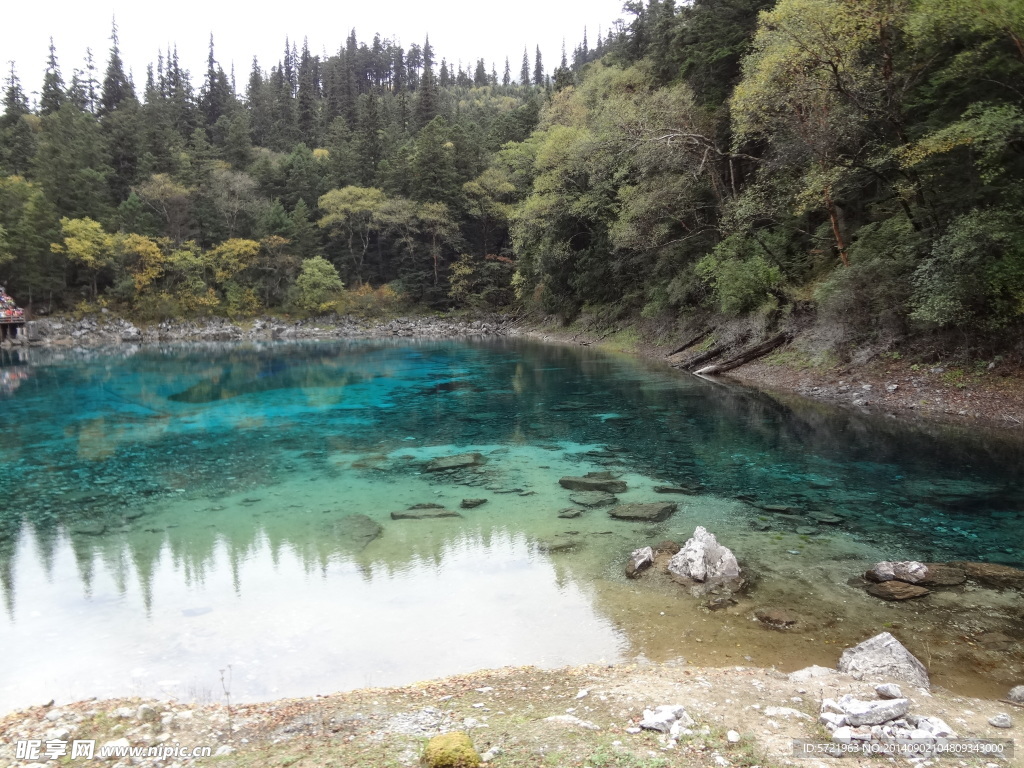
[867, 561, 928, 583]
[557, 508, 582, 519]
[875, 684, 903, 699]
[795, 526, 817, 535]
[727, 730, 741, 743]
[626, 546, 655, 579]
[989, 713, 1013, 729]
[214, 746, 236, 756]
[137, 704, 159, 722]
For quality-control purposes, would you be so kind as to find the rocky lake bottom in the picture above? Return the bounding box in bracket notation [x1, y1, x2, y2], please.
[0, 337, 1022, 711]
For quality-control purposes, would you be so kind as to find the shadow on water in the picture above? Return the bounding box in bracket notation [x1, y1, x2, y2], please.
[1, 338, 1023, 703]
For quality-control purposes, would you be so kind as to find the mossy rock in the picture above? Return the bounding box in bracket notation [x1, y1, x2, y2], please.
[422, 731, 480, 768]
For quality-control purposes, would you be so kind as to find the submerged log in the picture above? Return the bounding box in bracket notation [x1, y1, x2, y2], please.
[666, 329, 712, 358]
[695, 332, 792, 375]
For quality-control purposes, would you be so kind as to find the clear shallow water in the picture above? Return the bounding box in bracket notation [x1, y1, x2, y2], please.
[1, 338, 1023, 708]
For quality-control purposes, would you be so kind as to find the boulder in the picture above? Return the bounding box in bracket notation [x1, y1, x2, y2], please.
[460, 499, 487, 509]
[425, 453, 486, 472]
[569, 490, 618, 508]
[836, 694, 910, 726]
[608, 502, 677, 522]
[989, 713, 1013, 729]
[559, 476, 628, 493]
[333, 514, 383, 551]
[866, 561, 928, 583]
[1009, 685, 1024, 703]
[390, 508, 462, 520]
[837, 632, 929, 688]
[639, 705, 693, 733]
[866, 581, 930, 601]
[948, 561, 1024, 589]
[667, 526, 741, 583]
[907, 714, 957, 738]
[625, 546, 655, 579]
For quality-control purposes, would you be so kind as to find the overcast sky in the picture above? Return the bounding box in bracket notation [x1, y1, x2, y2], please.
[4, 0, 627, 101]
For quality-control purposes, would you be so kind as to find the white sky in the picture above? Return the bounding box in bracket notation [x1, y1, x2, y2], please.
[3, 0, 627, 101]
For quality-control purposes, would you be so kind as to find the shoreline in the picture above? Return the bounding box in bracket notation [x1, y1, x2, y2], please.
[1, 660, 1019, 767]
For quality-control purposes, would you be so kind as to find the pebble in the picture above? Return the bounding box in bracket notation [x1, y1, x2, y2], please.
[727, 729, 741, 743]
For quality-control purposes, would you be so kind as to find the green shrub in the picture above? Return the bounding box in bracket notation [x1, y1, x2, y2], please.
[289, 256, 344, 313]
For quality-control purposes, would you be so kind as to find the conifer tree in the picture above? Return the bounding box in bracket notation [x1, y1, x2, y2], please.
[502, 57, 511, 87]
[40, 39, 67, 116]
[520, 47, 530, 85]
[533, 46, 544, 86]
[0, 65, 36, 175]
[99, 18, 137, 116]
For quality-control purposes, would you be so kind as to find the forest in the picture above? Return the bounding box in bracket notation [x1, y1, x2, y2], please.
[1, 0, 1022, 348]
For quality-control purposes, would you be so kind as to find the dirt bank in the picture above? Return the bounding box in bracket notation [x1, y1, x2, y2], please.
[2, 661, 1018, 768]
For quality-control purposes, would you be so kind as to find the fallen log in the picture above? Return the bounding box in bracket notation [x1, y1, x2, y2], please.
[694, 332, 792, 375]
[665, 329, 712, 358]
[679, 342, 733, 371]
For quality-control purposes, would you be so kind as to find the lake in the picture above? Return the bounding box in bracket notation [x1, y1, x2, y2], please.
[1, 338, 1022, 709]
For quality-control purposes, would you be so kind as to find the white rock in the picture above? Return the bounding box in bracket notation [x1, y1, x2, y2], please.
[988, 713, 1013, 728]
[1008, 686, 1024, 704]
[626, 726, 642, 734]
[214, 746, 236, 756]
[837, 632, 930, 688]
[832, 726, 854, 742]
[640, 709, 679, 733]
[667, 526, 741, 583]
[101, 738, 131, 750]
[876, 683, 903, 699]
[869, 561, 928, 583]
[43, 709, 65, 722]
[820, 712, 848, 729]
[821, 698, 845, 715]
[789, 665, 837, 682]
[912, 715, 957, 738]
[727, 730, 741, 743]
[838, 695, 910, 726]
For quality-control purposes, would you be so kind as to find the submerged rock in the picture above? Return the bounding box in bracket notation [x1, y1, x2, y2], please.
[557, 508, 582, 519]
[608, 502, 677, 522]
[559, 475, 627, 493]
[460, 498, 488, 509]
[625, 546, 655, 579]
[755, 607, 798, 629]
[538, 536, 579, 553]
[837, 632, 929, 688]
[424, 453, 486, 472]
[668, 526, 740, 583]
[653, 485, 699, 494]
[333, 514, 383, 551]
[948, 561, 1024, 589]
[918, 563, 967, 586]
[569, 490, 617, 507]
[866, 581, 930, 601]
[390, 507, 462, 520]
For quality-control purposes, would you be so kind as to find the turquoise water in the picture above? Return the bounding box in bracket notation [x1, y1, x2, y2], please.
[1, 339, 1022, 707]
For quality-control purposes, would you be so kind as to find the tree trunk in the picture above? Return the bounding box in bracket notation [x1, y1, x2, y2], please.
[679, 341, 734, 371]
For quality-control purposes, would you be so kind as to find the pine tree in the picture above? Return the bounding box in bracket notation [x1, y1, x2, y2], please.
[502, 57, 511, 87]
[40, 39, 67, 115]
[201, 35, 234, 132]
[415, 36, 439, 129]
[99, 18, 137, 116]
[474, 59, 488, 87]
[520, 48, 530, 86]
[0, 65, 36, 175]
[296, 39, 321, 145]
[533, 46, 544, 87]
